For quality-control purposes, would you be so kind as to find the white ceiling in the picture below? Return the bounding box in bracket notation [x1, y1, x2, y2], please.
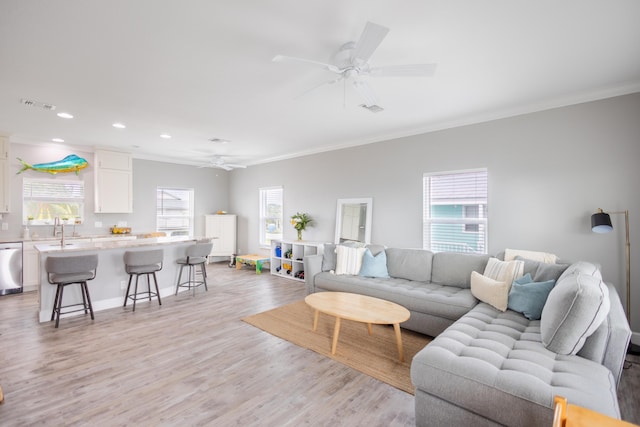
[1, 0, 639, 168]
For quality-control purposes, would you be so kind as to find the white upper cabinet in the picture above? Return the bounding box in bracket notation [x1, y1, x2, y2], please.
[94, 149, 133, 213]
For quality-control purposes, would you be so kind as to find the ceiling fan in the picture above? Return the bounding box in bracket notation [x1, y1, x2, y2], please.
[272, 21, 437, 111]
[198, 155, 246, 171]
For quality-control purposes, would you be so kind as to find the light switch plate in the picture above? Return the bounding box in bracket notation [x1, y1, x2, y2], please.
[95, 221, 103, 228]
[1, 222, 8, 231]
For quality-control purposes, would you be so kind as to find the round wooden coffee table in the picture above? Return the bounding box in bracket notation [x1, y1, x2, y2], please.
[304, 292, 410, 361]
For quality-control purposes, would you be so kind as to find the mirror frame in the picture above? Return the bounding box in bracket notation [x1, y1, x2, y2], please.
[334, 198, 373, 244]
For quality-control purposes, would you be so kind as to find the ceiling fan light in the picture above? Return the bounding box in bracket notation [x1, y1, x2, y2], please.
[359, 104, 384, 113]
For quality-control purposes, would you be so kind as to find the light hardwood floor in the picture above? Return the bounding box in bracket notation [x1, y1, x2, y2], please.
[0, 262, 638, 426]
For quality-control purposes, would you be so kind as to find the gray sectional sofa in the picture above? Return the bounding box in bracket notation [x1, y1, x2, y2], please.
[304, 245, 631, 426]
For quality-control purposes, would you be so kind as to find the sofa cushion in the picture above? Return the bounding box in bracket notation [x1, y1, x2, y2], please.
[386, 248, 433, 282]
[411, 303, 621, 424]
[507, 273, 556, 320]
[314, 272, 477, 321]
[516, 256, 569, 282]
[541, 270, 610, 355]
[359, 248, 389, 278]
[470, 271, 509, 311]
[431, 252, 490, 288]
[334, 245, 366, 275]
[557, 260, 602, 281]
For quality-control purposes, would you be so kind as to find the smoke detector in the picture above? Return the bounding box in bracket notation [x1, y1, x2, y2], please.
[20, 98, 56, 111]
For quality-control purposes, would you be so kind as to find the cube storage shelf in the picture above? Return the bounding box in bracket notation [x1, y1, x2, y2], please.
[270, 239, 324, 282]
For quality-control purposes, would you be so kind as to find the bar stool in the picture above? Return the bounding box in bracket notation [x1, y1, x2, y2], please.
[123, 249, 163, 312]
[46, 254, 98, 328]
[175, 241, 213, 296]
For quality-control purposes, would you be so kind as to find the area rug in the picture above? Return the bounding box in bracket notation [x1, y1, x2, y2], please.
[242, 300, 431, 394]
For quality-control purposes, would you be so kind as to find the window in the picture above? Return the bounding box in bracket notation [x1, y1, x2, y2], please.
[23, 178, 84, 225]
[259, 186, 283, 246]
[156, 187, 194, 237]
[423, 169, 488, 254]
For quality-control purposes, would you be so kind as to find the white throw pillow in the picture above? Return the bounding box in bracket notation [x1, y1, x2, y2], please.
[505, 248, 557, 264]
[483, 257, 525, 288]
[334, 245, 367, 275]
[470, 271, 509, 311]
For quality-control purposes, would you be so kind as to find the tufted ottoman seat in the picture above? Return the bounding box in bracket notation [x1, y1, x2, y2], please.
[411, 301, 621, 426]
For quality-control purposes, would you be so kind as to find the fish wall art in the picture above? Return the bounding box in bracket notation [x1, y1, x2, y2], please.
[17, 154, 88, 175]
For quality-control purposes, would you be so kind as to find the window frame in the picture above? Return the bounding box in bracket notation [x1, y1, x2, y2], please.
[423, 169, 488, 254]
[259, 186, 283, 247]
[22, 178, 85, 225]
[156, 187, 194, 237]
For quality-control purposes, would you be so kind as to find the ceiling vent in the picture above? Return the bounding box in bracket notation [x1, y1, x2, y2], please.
[20, 98, 56, 111]
[359, 104, 384, 113]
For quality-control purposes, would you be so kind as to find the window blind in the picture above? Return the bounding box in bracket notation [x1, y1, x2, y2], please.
[423, 169, 488, 254]
[259, 186, 283, 246]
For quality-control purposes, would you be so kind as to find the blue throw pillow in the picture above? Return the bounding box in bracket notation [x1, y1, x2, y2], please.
[508, 273, 556, 320]
[359, 248, 390, 278]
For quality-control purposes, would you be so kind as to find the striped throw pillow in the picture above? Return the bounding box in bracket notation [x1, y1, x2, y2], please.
[334, 245, 367, 275]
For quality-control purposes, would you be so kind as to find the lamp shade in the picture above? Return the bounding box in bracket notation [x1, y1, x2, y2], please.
[591, 211, 613, 233]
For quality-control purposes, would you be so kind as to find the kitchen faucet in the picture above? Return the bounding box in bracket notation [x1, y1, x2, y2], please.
[53, 217, 66, 246]
[53, 217, 62, 237]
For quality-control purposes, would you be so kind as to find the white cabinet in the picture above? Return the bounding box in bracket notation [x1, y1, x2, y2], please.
[0, 136, 10, 213]
[205, 214, 237, 257]
[270, 239, 322, 282]
[22, 242, 40, 290]
[94, 150, 132, 213]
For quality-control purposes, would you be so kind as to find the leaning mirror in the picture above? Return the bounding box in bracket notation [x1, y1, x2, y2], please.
[335, 198, 372, 244]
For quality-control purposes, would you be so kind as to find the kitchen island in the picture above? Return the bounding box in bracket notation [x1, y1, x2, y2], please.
[35, 236, 201, 323]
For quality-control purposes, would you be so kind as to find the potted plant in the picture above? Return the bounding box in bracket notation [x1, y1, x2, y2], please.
[290, 212, 313, 241]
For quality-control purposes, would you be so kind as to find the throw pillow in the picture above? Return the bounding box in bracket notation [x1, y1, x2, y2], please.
[483, 257, 524, 287]
[507, 273, 556, 320]
[470, 271, 509, 311]
[321, 243, 337, 272]
[505, 248, 558, 264]
[540, 272, 610, 355]
[516, 256, 569, 282]
[359, 248, 390, 278]
[334, 245, 367, 275]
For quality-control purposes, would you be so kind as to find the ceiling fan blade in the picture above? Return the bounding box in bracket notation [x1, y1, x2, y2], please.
[272, 55, 341, 73]
[368, 63, 437, 77]
[352, 80, 379, 107]
[351, 22, 389, 64]
[294, 76, 344, 99]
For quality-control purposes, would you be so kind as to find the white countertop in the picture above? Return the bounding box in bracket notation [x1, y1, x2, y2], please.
[35, 235, 198, 253]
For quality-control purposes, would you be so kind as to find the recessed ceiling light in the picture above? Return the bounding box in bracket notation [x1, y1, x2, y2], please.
[56, 112, 73, 119]
[112, 122, 126, 129]
[160, 134, 171, 139]
[52, 138, 64, 143]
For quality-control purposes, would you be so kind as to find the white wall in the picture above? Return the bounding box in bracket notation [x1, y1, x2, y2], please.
[3, 146, 228, 238]
[229, 92, 640, 336]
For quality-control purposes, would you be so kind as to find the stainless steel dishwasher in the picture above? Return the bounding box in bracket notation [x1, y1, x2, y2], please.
[0, 242, 23, 295]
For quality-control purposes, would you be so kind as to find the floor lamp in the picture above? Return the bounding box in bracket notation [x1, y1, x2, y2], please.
[591, 208, 631, 324]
